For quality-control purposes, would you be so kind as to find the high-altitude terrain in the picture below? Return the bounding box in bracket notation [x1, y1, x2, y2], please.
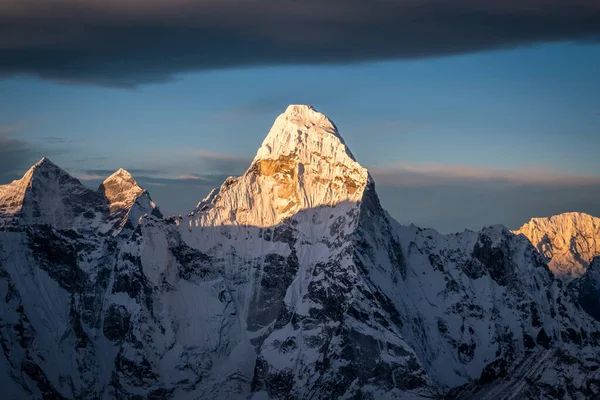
[1, 105, 599, 399]
[514, 212, 600, 279]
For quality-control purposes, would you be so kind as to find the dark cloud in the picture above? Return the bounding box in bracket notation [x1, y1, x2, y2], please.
[0, 134, 38, 179]
[1, 0, 599, 86]
[0, 130, 68, 181]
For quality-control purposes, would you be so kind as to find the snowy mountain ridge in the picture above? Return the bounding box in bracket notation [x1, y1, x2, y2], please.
[514, 212, 600, 278]
[0, 157, 107, 230]
[100, 168, 162, 230]
[1, 105, 600, 399]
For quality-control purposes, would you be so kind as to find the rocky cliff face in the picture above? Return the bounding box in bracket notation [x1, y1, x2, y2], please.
[514, 212, 600, 279]
[1, 105, 600, 399]
[569, 256, 600, 323]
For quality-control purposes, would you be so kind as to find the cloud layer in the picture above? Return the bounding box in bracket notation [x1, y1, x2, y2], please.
[0, 123, 69, 180]
[371, 163, 600, 232]
[371, 162, 600, 186]
[1, 0, 599, 86]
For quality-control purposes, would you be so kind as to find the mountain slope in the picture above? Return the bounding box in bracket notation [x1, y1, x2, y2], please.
[99, 168, 162, 231]
[569, 256, 600, 322]
[1, 105, 600, 399]
[176, 105, 437, 399]
[514, 212, 600, 278]
[390, 223, 600, 399]
[0, 158, 105, 230]
[0, 217, 253, 399]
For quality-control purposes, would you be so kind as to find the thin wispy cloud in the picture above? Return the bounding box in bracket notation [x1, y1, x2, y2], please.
[371, 162, 600, 187]
[193, 150, 251, 162]
[175, 174, 207, 181]
[192, 149, 253, 175]
[70, 157, 108, 163]
[0, 119, 41, 137]
[208, 98, 286, 122]
[36, 136, 74, 144]
[370, 161, 600, 232]
[144, 182, 168, 187]
[82, 168, 164, 177]
[75, 173, 107, 181]
[0, 126, 18, 136]
[1, 0, 598, 86]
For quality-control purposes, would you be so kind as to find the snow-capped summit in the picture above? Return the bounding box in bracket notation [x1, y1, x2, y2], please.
[0, 157, 104, 228]
[100, 168, 161, 228]
[0, 160, 160, 231]
[2, 157, 71, 200]
[30, 156, 60, 171]
[514, 212, 600, 278]
[254, 104, 355, 164]
[187, 105, 370, 227]
[100, 168, 145, 214]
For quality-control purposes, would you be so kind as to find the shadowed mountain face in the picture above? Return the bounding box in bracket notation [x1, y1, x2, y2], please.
[1, 105, 600, 399]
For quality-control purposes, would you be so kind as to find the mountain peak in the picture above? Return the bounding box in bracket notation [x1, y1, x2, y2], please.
[514, 212, 600, 278]
[14, 157, 80, 193]
[185, 105, 370, 227]
[282, 104, 320, 121]
[28, 157, 69, 177]
[100, 169, 144, 214]
[284, 104, 316, 112]
[253, 104, 355, 164]
[99, 168, 161, 227]
[103, 168, 137, 187]
[33, 156, 52, 167]
[0, 158, 104, 228]
[113, 167, 133, 178]
[526, 211, 596, 224]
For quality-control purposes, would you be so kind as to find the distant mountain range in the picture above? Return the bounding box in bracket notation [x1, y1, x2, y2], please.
[1, 105, 599, 399]
[514, 212, 600, 279]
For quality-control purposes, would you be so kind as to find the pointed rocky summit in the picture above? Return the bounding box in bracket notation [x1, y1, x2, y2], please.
[188, 105, 371, 227]
[100, 168, 161, 228]
[100, 168, 145, 214]
[0, 157, 103, 228]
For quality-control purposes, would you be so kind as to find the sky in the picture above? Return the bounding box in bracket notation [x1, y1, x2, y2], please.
[1, 0, 600, 233]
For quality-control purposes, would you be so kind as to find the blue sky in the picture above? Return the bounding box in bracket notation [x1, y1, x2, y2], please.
[1, 42, 599, 232]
